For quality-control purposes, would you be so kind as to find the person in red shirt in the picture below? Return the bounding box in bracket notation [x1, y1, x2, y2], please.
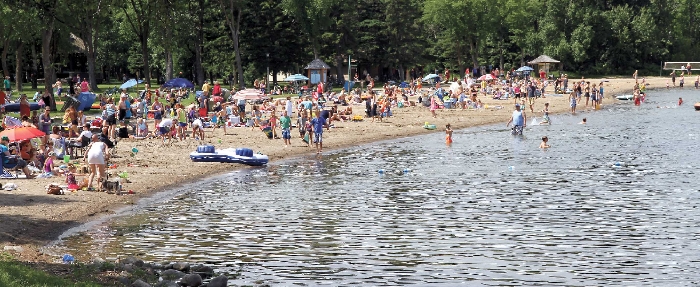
[212, 81, 222, 97]
[539, 70, 546, 80]
[0, 90, 5, 105]
[80, 78, 90, 92]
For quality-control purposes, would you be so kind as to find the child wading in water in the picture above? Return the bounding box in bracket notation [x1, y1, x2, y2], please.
[541, 103, 551, 124]
[445, 124, 453, 144]
[540, 136, 550, 149]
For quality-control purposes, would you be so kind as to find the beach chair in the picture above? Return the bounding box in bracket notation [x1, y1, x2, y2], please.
[0, 153, 19, 179]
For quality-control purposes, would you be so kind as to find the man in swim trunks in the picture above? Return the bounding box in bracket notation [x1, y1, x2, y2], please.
[506, 104, 526, 135]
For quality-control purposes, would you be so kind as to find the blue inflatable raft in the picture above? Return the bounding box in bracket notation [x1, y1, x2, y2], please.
[190, 145, 268, 166]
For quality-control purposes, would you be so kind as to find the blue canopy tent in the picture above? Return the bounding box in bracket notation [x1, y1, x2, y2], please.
[162, 78, 195, 89]
[516, 66, 534, 72]
[77, 92, 97, 111]
[399, 81, 410, 88]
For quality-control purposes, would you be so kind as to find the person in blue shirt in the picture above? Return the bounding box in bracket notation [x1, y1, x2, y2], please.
[506, 104, 526, 135]
[311, 111, 327, 154]
[1, 136, 34, 178]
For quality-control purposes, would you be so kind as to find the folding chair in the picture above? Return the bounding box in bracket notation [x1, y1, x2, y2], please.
[70, 136, 91, 159]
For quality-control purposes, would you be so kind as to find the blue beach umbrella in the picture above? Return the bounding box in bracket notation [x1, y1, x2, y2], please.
[119, 79, 139, 90]
[284, 74, 309, 81]
[162, 78, 195, 89]
[422, 74, 440, 81]
[516, 66, 534, 72]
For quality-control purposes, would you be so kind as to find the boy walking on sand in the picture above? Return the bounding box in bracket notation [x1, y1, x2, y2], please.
[311, 110, 327, 153]
[280, 110, 292, 147]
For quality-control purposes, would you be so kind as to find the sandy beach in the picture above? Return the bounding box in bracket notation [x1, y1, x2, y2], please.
[0, 76, 669, 263]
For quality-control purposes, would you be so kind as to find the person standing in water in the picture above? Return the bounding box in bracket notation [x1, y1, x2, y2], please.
[445, 124, 453, 144]
[569, 91, 578, 114]
[539, 136, 550, 149]
[506, 104, 526, 135]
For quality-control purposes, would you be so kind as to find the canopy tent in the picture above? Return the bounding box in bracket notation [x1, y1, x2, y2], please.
[528, 55, 561, 74]
[516, 66, 534, 72]
[162, 78, 195, 89]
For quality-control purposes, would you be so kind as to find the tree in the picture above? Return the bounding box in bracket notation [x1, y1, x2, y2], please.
[66, 0, 113, 90]
[281, 0, 336, 59]
[121, 0, 157, 83]
[219, 0, 246, 88]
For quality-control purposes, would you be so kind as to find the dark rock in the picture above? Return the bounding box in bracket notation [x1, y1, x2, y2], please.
[160, 269, 186, 281]
[117, 276, 131, 286]
[154, 281, 179, 287]
[178, 274, 202, 287]
[121, 256, 145, 267]
[122, 263, 136, 273]
[164, 263, 174, 270]
[131, 279, 152, 287]
[191, 264, 214, 278]
[172, 262, 190, 272]
[151, 263, 164, 270]
[207, 275, 228, 287]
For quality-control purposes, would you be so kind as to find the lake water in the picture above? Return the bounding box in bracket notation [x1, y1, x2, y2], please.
[58, 90, 700, 286]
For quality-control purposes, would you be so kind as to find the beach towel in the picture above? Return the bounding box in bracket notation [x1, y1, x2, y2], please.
[262, 126, 273, 139]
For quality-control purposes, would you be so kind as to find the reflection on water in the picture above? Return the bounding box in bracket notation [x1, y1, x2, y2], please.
[59, 90, 700, 286]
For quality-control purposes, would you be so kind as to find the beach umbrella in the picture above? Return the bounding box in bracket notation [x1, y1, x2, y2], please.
[399, 81, 409, 88]
[233, 89, 265, 100]
[478, 74, 495, 81]
[422, 74, 440, 81]
[284, 74, 309, 81]
[516, 66, 534, 72]
[0, 126, 46, 142]
[3, 116, 21, 129]
[119, 79, 139, 90]
[162, 78, 195, 89]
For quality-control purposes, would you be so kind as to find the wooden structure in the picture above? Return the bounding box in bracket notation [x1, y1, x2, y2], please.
[305, 59, 330, 84]
[528, 55, 561, 74]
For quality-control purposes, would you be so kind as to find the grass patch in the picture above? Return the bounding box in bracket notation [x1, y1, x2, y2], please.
[0, 253, 101, 287]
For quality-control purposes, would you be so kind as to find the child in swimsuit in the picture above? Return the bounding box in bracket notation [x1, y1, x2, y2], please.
[539, 136, 550, 149]
[445, 124, 453, 144]
[66, 165, 79, 191]
[541, 103, 550, 124]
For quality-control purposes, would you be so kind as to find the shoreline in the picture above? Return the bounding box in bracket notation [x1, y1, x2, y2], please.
[0, 76, 674, 264]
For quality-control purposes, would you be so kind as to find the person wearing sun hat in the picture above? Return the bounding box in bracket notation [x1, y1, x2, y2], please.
[0, 136, 35, 178]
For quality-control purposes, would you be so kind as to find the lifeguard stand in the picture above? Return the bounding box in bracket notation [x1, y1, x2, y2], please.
[304, 59, 330, 85]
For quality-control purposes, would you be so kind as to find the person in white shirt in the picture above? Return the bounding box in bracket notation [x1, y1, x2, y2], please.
[285, 96, 293, 117]
[191, 118, 204, 140]
[158, 118, 176, 143]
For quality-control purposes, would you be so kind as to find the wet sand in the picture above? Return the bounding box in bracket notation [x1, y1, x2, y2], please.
[0, 77, 670, 262]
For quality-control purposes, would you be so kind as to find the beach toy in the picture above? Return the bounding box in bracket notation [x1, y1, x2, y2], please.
[62, 254, 74, 264]
[403, 168, 409, 174]
[63, 155, 70, 163]
[131, 147, 139, 154]
[118, 172, 129, 179]
[218, 139, 223, 144]
[424, 124, 437, 130]
[378, 169, 384, 174]
[508, 166, 514, 171]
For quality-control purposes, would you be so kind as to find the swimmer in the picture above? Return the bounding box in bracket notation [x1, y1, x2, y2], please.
[679, 97, 684, 106]
[579, 118, 587, 125]
[666, 81, 670, 89]
[539, 136, 550, 149]
[445, 123, 453, 144]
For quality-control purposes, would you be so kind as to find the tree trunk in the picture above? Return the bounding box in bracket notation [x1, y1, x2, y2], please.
[165, 50, 173, 80]
[87, 51, 97, 90]
[15, 42, 23, 92]
[140, 36, 150, 84]
[2, 39, 9, 78]
[272, 68, 278, 85]
[195, 0, 205, 86]
[42, 24, 56, 111]
[231, 9, 244, 88]
[335, 54, 343, 83]
[31, 42, 38, 89]
[469, 38, 479, 75]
